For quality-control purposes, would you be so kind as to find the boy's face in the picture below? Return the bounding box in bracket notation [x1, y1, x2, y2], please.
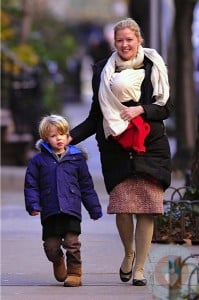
[46, 125, 69, 154]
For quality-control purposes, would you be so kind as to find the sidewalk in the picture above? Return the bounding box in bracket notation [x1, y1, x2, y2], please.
[1, 165, 199, 300]
[1, 102, 199, 300]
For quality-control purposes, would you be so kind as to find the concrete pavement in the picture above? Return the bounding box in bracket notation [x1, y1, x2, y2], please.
[1, 102, 199, 300]
[1, 166, 155, 300]
[1, 167, 199, 300]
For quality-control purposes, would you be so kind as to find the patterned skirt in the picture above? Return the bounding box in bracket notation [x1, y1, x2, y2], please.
[107, 176, 164, 215]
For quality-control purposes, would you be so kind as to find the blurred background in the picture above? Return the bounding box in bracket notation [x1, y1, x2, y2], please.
[1, 0, 199, 195]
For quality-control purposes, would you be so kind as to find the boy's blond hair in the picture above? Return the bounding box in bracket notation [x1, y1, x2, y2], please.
[39, 115, 69, 141]
[114, 18, 144, 44]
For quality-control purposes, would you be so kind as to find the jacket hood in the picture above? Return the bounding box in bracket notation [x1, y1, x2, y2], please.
[35, 139, 52, 153]
[35, 139, 82, 155]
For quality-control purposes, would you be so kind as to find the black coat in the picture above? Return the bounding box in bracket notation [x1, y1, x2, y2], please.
[70, 56, 173, 193]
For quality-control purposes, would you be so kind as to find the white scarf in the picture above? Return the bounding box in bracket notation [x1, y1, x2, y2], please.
[98, 45, 170, 138]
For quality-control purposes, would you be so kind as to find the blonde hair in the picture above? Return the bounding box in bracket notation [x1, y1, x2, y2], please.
[114, 18, 144, 43]
[39, 114, 69, 141]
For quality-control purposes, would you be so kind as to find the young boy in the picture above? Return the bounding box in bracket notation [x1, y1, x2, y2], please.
[24, 114, 102, 287]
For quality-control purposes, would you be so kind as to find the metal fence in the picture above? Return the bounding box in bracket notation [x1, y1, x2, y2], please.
[1, 44, 43, 142]
[1, 45, 43, 165]
[153, 186, 199, 244]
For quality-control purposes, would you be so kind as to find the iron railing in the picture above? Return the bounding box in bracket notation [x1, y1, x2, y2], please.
[153, 186, 199, 244]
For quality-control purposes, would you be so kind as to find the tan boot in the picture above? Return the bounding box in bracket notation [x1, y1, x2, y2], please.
[53, 256, 67, 282]
[64, 267, 82, 287]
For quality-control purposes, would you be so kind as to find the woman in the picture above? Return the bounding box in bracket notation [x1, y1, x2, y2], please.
[69, 18, 173, 286]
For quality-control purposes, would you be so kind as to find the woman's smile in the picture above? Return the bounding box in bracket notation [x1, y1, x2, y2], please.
[114, 28, 141, 61]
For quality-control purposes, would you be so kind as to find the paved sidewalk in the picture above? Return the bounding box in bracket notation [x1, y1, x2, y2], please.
[1, 102, 199, 300]
[1, 166, 199, 300]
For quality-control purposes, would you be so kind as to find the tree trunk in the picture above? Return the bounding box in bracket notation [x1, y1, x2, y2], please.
[191, 118, 199, 189]
[20, 0, 32, 43]
[173, 0, 197, 170]
[185, 115, 199, 199]
[128, 0, 150, 47]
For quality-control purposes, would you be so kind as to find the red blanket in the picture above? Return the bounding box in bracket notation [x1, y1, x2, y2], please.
[113, 116, 151, 153]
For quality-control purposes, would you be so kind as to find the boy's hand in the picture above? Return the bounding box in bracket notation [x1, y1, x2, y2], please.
[92, 213, 103, 221]
[30, 211, 40, 216]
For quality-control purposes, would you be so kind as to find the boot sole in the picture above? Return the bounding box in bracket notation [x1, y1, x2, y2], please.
[64, 282, 82, 287]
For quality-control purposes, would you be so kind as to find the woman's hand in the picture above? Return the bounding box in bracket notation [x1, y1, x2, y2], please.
[120, 105, 144, 121]
[68, 135, 73, 144]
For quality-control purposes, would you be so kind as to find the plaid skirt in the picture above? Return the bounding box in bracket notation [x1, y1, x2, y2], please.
[107, 175, 164, 215]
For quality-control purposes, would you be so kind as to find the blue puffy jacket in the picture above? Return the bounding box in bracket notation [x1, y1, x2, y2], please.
[24, 141, 102, 224]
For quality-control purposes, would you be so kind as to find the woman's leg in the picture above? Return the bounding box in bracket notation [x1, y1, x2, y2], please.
[116, 213, 134, 272]
[134, 214, 154, 280]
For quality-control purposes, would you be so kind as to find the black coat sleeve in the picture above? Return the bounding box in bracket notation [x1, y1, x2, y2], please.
[70, 59, 106, 145]
[70, 101, 98, 144]
[142, 97, 174, 121]
[140, 56, 174, 121]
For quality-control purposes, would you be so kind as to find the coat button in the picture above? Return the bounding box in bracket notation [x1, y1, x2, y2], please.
[129, 152, 133, 159]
